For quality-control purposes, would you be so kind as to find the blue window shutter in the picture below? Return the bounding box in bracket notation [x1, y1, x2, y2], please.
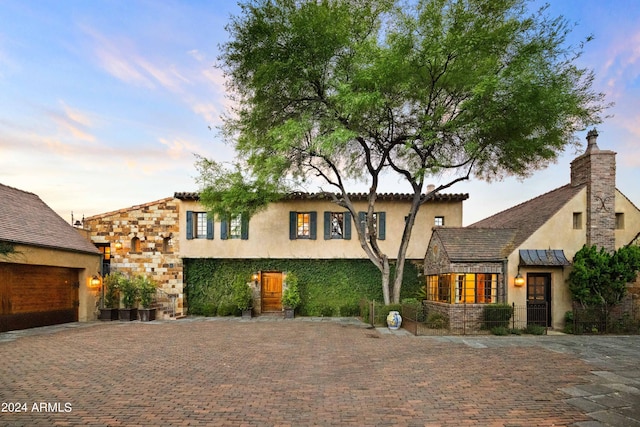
[310, 211, 317, 240]
[358, 212, 366, 234]
[206, 216, 214, 240]
[324, 211, 331, 240]
[344, 212, 352, 240]
[378, 212, 386, 240]
[241, 215, 249, 240]
[289, 212, 297, 240]
[220, 219, 228, 240]
[186, 211, 194, 240]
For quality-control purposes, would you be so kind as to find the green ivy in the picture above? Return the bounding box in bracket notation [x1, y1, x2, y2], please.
[184, 258, 423, 316]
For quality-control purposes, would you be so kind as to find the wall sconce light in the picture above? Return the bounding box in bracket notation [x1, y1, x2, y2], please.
[251, 272, 259, 282]
[114, 241, 123, 250]
[90, 275, 101, 288]
[514, 272, 525, 287]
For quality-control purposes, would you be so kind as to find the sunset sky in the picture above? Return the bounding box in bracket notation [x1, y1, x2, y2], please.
[1, 0, 638, 226]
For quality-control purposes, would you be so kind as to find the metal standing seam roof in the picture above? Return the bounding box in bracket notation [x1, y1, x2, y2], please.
[519, 249, 571, 266]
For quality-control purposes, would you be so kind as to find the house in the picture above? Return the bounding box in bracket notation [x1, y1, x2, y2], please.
[84, 189, 467, 317]
[0, 183, 101, 332]
[82, 197, 183, 318]
[423, 130, 640, 330]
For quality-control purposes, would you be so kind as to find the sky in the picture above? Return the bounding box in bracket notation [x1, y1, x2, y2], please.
[1, 0, 639, 227]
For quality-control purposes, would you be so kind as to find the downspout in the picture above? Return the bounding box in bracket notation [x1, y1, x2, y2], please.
[502, 258, 509, 304]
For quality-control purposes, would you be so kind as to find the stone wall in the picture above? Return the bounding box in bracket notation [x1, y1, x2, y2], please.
[84, 197, 184, 317]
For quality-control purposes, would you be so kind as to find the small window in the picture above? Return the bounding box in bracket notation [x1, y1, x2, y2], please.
[229, 215, 242, 239]
[435, 216, 445, 227]
[573, 212, 582, 230]
[358, 211, 386, 240]
[186, 211, 213, 240]
[131, 237, 141, 253]
[221, 215, 249, 240]
[615, 213, 625, 230]
[195, 213, 208, 238]
[162, 237, 172, 253]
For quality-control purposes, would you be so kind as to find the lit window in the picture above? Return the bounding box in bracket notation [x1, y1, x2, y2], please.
[426, 273, 498, 304]
[297, 213, 310, 238]
[435, 216, 445, 226]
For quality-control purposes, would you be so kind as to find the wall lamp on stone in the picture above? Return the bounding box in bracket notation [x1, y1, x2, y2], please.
[251, 272, 260, 282]
[90, 275, 102, 288]
[114, 241, 123, 250]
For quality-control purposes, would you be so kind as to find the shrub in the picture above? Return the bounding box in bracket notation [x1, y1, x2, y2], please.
[282, 272, 301, 309]
[563, 311, 575, 334]
[425, 312, 448, 329]
[231, 277, 253, 311]
[217, 296, 237, 316]
[135, 275, 158, 309]
[319, 304, 335, 317]
[523, 324, 546, 335]
[483, 304, 513, 328]
[490, 326, 510, 336]
[339, 301, 360, 317]
[102, 272, 122, 308]
[119, 276, 139, 309]
[201, 302, 217, 317]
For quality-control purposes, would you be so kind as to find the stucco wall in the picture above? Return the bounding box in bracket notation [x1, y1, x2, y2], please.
[179, 197, 463, 260]
[3, 244, 101, 322]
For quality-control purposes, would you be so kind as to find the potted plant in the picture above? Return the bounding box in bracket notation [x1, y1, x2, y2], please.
[99, 272, 121, 320]
[118, 275, 139, 321]
[232, 276, 253, 319]
[136, 275, 158, 321]
[281, 272, 301, 319]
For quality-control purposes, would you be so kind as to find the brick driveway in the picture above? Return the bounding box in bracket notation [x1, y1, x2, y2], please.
[0, 317, 624, 426]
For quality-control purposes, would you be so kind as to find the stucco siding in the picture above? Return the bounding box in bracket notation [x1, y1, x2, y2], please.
[615, 188, 640, 247]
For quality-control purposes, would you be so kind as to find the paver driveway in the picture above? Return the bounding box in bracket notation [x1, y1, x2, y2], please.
[0, 317, 638, 426]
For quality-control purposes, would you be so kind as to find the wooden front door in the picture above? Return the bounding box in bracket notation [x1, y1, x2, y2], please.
[261, 272, 282, 312]
[527, 273, 551, 327]
[0, 263, 79, 332]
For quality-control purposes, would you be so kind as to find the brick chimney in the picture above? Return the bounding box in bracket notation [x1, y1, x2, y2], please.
[570, 129, 616, 252]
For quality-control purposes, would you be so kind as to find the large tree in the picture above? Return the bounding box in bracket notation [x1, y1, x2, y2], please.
[202, 0, 607, 304]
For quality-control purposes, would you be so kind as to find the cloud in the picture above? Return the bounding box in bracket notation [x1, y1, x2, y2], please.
[158, 137, 200, 160]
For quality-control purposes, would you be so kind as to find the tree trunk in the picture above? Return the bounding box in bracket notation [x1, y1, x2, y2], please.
[381, 256, 391, 305]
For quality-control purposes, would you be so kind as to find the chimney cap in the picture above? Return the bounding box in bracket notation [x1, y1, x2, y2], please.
[586, 128, 599, 152]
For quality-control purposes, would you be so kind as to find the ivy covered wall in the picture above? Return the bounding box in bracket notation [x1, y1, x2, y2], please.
[184, 258, 423, 316]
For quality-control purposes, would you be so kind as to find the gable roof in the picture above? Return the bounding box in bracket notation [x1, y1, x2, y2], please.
[174, 191, 469, 202]
[433, 227, 518, 261]
[468, 183, 585, 249]
[0, 183, 100, 255]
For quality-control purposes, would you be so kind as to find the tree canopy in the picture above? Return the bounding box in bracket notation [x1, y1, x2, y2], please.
[569, 245, 640, 307]
[202, 0, 608, 303]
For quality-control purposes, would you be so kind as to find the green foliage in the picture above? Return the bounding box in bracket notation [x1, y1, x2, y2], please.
[339, 301, 360, 317]
[483, 304, 513, 328]
[490, 326, 509, 336]
[282, 272, 301, 309]
[231, 276, 253, 311]
[119, 276, 139, 309]
[135, 275, 158, 309]
[319, 304, 335, 317]
[523, 324, 546, 335]
[569, 245, 640, 307]
[563, 310, 575, 334]
[102, 272, 122, 309]
[217, 295, 237, 316]
[184, 258, 422, 317]
[425, 312, 448, 329]
[214, 0, 608, 304]
[0, 241, 17, 257]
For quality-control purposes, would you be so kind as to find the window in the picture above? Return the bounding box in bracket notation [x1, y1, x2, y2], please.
[573, 212, 582, 229]
[289, 211, 317, 240]
[358, 211, 386, 240]
[221, 215, 249, 240]
[324, 211, 352, 240]
[131, 237, 141, 253]
[426, 273, 498, 304]
[616, 212, 625, 230]
[186, 211, 213, 240]
[162, 237, 172, 253]
[435, 216, 445, 226]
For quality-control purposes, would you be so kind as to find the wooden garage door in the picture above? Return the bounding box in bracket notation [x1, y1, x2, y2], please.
[0, 263, 79, 332]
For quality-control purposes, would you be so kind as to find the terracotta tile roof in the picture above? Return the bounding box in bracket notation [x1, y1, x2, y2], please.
[468, 183, 585, 248]
[433, 227, 518, 261]
[174, 191, 469, 202]
[0, 183, 99, 254]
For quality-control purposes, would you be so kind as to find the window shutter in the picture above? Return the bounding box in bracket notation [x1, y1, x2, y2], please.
[220, 219, 228, 240]
[289, 212, 297, 240]
[378, 212, 386, 240]
[310, 211, 317, 240]
[186, 211, 194, 240]
[241, 215, 249, 240]
[358, 212, 366, 234]
[344, 212, 352, 240]
[206, 216, 214, 240]
[324, 211, 331, 240]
